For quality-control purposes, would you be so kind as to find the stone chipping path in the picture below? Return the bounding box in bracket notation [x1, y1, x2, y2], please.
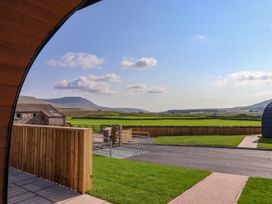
[168, 173, 248, 204]
[238, 135, 261, 148]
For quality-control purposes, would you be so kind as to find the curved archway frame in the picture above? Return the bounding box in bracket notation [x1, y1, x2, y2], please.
[0, 1, 100, 203]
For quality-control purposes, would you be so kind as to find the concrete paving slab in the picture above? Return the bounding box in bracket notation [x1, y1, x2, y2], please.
[58, 194, 111, 204]
[238, 135, 260, 148]
[168, 172, 248, 204]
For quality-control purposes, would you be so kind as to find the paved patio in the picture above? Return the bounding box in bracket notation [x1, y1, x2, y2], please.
[8, 167, 109, 204]
[94, 145, 150, 159]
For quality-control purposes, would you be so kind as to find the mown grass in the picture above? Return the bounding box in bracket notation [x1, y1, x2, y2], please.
[154, 135, 245, 147]
[257, 137, 272, 149]
[68, 118, 261, 127]
[238, 177, 272, 204]
[88, 155, 210, 204]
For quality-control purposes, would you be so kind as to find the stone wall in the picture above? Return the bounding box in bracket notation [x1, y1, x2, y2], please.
[14, 112, 65, 126]
[48, 117, 65, 126]
[14, 112, 46, 125]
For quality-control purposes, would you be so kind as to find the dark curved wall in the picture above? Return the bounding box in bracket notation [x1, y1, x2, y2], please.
[262, 101, 272, 138]
[0, 1, 99, 203]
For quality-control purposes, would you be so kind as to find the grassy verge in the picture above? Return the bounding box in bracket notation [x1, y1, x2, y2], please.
[68, 118, 261, 127]
[88, 155, 210, 204]
[257, 137, 272, 149]
[238, 177, 272, 204]
[154, 135, 245, 147]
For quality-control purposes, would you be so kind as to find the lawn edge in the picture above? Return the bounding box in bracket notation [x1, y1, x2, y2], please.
[144, 143, 272, 151]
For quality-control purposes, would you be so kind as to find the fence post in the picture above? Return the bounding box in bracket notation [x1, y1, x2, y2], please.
[78, 128, 92, 193]
[109, 137, 112, 158]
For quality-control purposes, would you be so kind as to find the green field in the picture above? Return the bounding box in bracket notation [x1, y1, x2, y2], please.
[238, 177, 272, 204]
[154, 135, 245, 147]
[71, 116, 195, 120]
[89, 155, 209, 204]
[257, 137, 272, 149]
[68, 118, 261, 127]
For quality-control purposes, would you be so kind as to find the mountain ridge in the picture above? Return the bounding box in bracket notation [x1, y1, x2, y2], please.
[18, 96, 148, 113]
[167, 99, 272, 114]
[18, 95, 272, 113]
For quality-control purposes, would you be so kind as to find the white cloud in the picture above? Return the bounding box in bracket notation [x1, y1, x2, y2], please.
[230, 71, 272, 82]
[48, 52, 104, 69]
[194, 34, 207, 41]
[121, 57, 157, 69]
[147, 85, 167, 94]
[87, 73, 121, 82]
[127, 83, 147, 92]
[128, 83, 167, 94]
[216, 71, 272, 86]
[216, 71, 272, 85]
[55, 73, 120, 95]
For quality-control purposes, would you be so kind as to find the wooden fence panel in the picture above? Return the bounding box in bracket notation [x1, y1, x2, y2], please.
[123, 126, 261, 137]
[10, 124, 92, 193]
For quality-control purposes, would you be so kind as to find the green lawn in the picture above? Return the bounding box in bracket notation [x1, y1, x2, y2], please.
[257, 137, 272, 149]
[154, 135, 245, 147]
[238, 177, 272, 204]
[89, 155, 210, 204]
[68, 118, 261, 127]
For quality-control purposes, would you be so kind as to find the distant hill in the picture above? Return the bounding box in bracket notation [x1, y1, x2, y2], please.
[19, 95, 272, 114]
[18, 96, 47, 104]
[18, 96, 148, 113]
[167, 109, 220, 114]
[167, 99, 272, 114]
[42, 97, 101, 110]
[234, 99, 272, 112]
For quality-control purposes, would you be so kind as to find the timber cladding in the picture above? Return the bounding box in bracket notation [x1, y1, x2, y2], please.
[10, 124, 92, 193]
[0, 0, 101, 202]
[124, 126, 262, 137]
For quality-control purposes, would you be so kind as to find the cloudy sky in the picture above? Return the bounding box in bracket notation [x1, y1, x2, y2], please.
[21, 0, 272, 112]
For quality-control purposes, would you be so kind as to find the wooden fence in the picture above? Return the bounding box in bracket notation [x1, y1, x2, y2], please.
[10, 124, 92, 193]
[124, 126, 261, 137]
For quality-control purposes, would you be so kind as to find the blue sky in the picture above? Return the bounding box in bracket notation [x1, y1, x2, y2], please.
[21, 0, 272, 112]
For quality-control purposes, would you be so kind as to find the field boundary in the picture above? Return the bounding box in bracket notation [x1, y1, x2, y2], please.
[148, 143, 272, 151]
[124, 126, 261, 137]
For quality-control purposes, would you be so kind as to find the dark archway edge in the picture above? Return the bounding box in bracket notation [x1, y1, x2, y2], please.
[0, 1, 100, 203]
[262, 101, 272, 138]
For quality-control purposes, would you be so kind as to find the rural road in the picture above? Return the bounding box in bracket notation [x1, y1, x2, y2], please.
[128, 145, 272, 178]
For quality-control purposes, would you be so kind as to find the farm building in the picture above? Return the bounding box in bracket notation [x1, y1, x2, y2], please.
[14, 104, 65, 126]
